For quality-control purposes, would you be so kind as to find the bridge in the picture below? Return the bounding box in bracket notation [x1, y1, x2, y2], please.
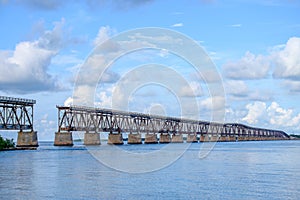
[0, 96, 38, 148]
[54, 105, 290, 146]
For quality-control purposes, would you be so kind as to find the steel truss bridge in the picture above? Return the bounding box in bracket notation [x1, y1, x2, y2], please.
[0, 96, 36, 131]
[57, 105, 290, 139]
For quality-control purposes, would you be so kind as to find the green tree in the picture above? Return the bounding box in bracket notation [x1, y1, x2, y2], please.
[0, 135, 15, 150]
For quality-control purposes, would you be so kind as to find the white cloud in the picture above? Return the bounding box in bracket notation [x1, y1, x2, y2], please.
[93, 26, 116, 46]
[171, 23, 183, 27]
[225, 80, 248, 97]
[242, 101, 300, 130]
[273, 37, 300, 80]
[199, 96, 225, 111]
[0, 19, 66, 93]
[242, 101, 267, 124]
[222, 51, 270, 79]
[267, 102, 300, 127]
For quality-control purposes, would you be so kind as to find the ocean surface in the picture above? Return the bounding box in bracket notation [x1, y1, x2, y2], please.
[0, 140, 299, 200]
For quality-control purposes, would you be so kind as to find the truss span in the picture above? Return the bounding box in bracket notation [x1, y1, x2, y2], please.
[57, 105, 289, 139]
[0, 96, 35, 131]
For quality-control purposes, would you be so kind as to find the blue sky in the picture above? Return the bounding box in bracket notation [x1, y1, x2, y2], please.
[1, 0, 300, 140]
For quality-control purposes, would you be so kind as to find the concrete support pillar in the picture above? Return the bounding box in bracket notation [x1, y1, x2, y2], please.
[128, 134, 142, 144]
[238, 136, 247, 141]
[54, 132, 73, 146]
[108, 133, 123, 145]
[144, 133, 158, 144]
[84, 132, 100, 145]
[200, 135, 209, 142]
[17, 131, 38, 148]
[219, 135, 228, 142]
[159, 134, 171, 143]
[171, 134, 183, 143]
[187, 134, 198, 143]
[228, 136, 236, 142]
[210, 135, 219, 142]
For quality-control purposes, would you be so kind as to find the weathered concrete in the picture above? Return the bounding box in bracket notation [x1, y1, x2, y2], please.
[54, 132, 73, 146]
[128, 134, 142, 144]
[159, 134, 171, 143]
[219, 135, 228, 142]
[228, 136, 236, 142]
[200, 135, 209, 142]
[84, 132, 100, 145]
[17, 131, 39, 148]
[171, 134, 183, 143]
[108, 133, 123, 145]
[144, 133, 158, 144]
[186, 134, 198, 143]
[237, 136, 248, 141]
[210, 135, 219, 142]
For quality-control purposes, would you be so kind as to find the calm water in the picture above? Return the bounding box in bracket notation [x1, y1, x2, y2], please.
[0, 140, 299, 200]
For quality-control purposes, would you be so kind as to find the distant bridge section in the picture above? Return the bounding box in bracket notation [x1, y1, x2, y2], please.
[0, 96, 35, 130]
[0, 96, 38, 148]
[55, 105, 290, 145]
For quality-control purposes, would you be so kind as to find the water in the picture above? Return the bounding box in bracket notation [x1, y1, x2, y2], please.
[0, 141, 299, 200]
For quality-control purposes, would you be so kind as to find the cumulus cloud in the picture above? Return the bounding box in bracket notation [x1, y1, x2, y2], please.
[222, 51, 270, 80]
[273, 37, 300, 80]
[0, 19, 66, 93]
[242, 101, 300, 130]
[242, 101, 267, 124]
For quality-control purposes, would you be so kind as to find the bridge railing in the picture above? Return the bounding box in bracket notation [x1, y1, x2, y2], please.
[0, 96, 36, 105]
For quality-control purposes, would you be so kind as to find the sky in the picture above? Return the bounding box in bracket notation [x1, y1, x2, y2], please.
[0, 0, 300, 141]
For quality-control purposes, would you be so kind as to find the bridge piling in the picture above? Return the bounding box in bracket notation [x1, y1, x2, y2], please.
[17, 131, 38, 148]
[54, 132, 73, 146]
[84, 132, 100, 145]
[159, 133, 171, 143]
[144, 133, 158, 144]
[128, 133, 142, 144]
[171, 134, 183, 143]
[108, 133, 123, 145]
[200, 134, 209, 142]
[186, 134, 198, 143]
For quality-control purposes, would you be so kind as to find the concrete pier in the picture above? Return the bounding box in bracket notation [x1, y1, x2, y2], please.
[84, 132, 100, 145]
[210, 135, 219, 142]
[108, 133, 123, 145]
[17, 131, 39, 148]
[128, 134, 142, 144]
[219, 135, 228, 142]
[54, 132, 73, 146]
[228, 136, 236, 142]
[144, 133, 158, 144]
[171, 134, 183, 143]
[159, 134, 171, 143]
[237, 136, 247, 141]
[200, 135, 209, 142]
[187, 134, 198, 143]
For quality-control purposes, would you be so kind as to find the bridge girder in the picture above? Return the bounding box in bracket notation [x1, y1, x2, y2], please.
[0, 96, 35, 131]
[56, 105, 289, 139]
